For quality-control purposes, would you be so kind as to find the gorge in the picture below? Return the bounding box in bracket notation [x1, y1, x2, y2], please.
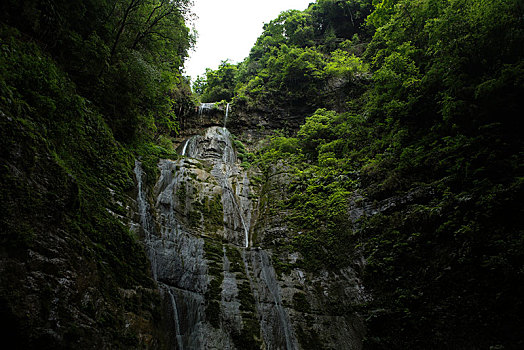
[132, 107, 365, 349]
[1, 0, 523, 349]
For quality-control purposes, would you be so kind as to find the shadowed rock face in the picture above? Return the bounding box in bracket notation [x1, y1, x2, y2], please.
[177, 102, 316, 151]
[135, 126, 365, 349]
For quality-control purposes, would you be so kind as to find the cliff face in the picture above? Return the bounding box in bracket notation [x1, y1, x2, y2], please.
[178, 103, 315, 149]
[249, 161, 367, 350]
[0, 29, 169, 348]
[0, 106, 163, 349]
[0, 49, 365, 348]
[134, 122, 366, 349]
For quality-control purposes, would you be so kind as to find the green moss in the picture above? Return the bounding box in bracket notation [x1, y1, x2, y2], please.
[193, 195, 224, 233]
[203, 195, 224, 232]
[187, 209, 201, 228]
[176, 184, 187, 211]
[225, 246, 244, 273]
[133, 142, 178, 186]
[231, 317, 262, 350]
[203, 238, 224, 328]
[272, 254, 293, 276]
[238, 280, 256, 313]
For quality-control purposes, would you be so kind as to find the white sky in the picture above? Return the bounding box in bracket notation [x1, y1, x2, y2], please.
[184, 0, 313, 82]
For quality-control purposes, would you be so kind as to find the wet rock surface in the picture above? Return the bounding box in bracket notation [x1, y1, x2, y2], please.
[135, 124, 366, 349]
[250, 162, 367, 350]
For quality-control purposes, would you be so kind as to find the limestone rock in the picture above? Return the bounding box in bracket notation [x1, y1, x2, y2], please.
[134, 125, 365, 349]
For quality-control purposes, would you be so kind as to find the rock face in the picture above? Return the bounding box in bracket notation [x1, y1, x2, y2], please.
[135, 124, 366, 349]
[1, 115, 163, 349]
[251, 162, 367, 350]
[178, 102, 315, 150]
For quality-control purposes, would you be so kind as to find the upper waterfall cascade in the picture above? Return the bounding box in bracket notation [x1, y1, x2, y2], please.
[224, 103, 230, 127]
[197, 102, 215, 116]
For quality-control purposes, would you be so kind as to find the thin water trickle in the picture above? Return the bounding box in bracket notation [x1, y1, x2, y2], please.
[222, 185, 250, 248]
[224, 102, 230, 128]
[181, 139, 189, 156]
[165, 285, 184, 350]
[136, 160, 206, 350]
[198, 102, 215, 116]
[182, 126, 250, 248]
[134, 160, 158, 280]
[244, 249, 298, 350]
[259, 251, 296, 350]
[137, 123, 301, 348]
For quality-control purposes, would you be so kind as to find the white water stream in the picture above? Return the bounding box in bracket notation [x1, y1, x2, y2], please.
[224, 103, 230, 128]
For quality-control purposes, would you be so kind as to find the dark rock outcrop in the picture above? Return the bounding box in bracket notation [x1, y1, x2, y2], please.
[1, 116, 162, 349]
[178, 102, 315, 151]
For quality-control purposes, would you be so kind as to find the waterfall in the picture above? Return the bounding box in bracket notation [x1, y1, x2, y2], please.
[134, 160, 158, 280]
[135, 124, 304, 349]
[258, 251, 296, 350]
[221, 185, 250, 248]
[223, 102, 230, 128]
[181, 126, 251, 248]
[163, 283, 185, 350]
[155, 159, 207, 349]
[180, 135, 198, 157]
[198, 102, 215, 116]
[244, 250, 298, 350]
[243, 215, 249, 248]
[240, 173, 251, 248]
[181, 139, 189, 156]
[173, 124, 297, 345]
[196, 102, 231, 128]
[135, 159, 207, 350]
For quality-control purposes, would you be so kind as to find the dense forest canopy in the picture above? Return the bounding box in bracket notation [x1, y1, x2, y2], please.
[195, 0, 373, 106]
[197, 0, 524, 348]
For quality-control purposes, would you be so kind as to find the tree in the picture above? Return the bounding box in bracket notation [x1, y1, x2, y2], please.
[198, 60, 238, 102]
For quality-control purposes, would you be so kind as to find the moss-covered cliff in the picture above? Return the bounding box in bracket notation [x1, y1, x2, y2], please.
[0, 8, 197, 344]
[2, 0, 524, 348]
[194, 0, 524, 348]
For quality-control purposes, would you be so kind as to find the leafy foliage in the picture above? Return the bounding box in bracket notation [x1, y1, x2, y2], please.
[0, 0, 196, 141]
[194, 1, 373, 110]
[2, 0, 524, 347]
[0, 0, 194, 345]
[195, 60, 238, 102]
[247, 0, 523, 348]
[0, 25, 171, 347]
